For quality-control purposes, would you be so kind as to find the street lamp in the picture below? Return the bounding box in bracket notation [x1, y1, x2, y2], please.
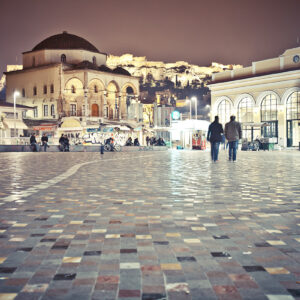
[13, 91, 20, 139]
[186, 99, 192, 120]
[192, 96, 197, 120]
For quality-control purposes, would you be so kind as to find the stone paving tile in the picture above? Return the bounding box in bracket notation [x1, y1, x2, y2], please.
[0, 150, 299, 299]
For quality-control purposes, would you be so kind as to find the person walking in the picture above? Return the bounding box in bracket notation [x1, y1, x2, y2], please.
[41, 133, 49, 152]
[207, 116, 223, 162]
[225, 115, 242, 162]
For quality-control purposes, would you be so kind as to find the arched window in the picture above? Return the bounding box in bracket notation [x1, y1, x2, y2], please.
[94, 85, 98, 93]
[237, 97, 253, 123]
[92, 56, 96, 65]
[286, 91, 300, 120]
[71, 85, 76, 94]
[61, 54, 66, 63]
[261, 94, 277, 121]
[43, 85, 47, 94]
[261, 94, 278, 138]
[51, 104, 55, 116]
[217, 99, 231, 124]
[33, 86, 37, 96]
[126, 86, 134, 107]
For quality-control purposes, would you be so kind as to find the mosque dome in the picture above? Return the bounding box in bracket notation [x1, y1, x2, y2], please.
[32, 31, 100, 53]
[112, 67, 131, 76]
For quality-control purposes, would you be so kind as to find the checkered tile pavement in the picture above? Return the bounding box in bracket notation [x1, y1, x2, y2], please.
[0, 150, 299, 300]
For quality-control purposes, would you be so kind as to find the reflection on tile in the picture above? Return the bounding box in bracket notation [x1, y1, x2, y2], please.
[265, 267, 290, 275]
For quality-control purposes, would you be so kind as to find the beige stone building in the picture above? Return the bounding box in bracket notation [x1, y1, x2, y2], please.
[5, 31, 141, 136]
[209, 47, 300, 148]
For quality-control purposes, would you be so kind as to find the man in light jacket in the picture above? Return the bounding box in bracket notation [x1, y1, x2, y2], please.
[225, 115, 242, 162]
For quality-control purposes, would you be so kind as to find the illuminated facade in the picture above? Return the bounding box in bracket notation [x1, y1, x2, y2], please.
[5, 32, 141, 130]
[209, 47, 300, 147]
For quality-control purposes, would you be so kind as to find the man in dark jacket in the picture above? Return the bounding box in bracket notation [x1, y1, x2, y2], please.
[225, 115, 242, 162]
[41, 133, 49, 152]
[30, 133, 38, 152]
[207, 116, 223, 162]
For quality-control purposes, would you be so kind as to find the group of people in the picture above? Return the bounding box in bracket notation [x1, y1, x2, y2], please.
[207, 115, 242, 162]
[59, 134, 70, 152]
[30, 133, 50, 152]
[125, 137, 140, 146]
[146, 136, 166, 146]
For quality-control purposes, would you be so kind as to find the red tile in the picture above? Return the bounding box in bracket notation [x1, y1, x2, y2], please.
[119, 289, 141, 297]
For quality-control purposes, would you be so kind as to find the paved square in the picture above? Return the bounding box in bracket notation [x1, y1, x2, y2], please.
[0, 150, 299, 300]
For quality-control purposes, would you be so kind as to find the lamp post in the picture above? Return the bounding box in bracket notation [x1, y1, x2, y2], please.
[192, 96, 197, 120]
[186, 99, 192, 120]
[13, 91, 20, 139]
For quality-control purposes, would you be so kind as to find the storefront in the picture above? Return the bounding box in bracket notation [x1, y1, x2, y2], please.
[170, 119, 209, 149]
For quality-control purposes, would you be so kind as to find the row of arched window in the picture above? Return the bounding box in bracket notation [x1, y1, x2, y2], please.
[61, 54, 97, 65]
[217, 91, 300, 124]
[22, 84, 54, 97]
[32, 55, 97, 66]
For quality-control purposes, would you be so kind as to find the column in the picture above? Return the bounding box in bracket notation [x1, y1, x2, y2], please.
[118, 93, 122, 120]
[103, 91, 107, 118]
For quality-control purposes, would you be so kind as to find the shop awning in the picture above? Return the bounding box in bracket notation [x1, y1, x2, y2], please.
[3, 119, 28, 129]
[60, 118, 82, 131]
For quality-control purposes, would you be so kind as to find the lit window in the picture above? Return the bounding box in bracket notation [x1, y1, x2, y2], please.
[261, 94, 277, 121]
[287, 91, 300, 120]
[261, 94, 278, 138]
[51, 104, 55, 116]
[44, 105, 48, 117]
[217, 99, 231, 124]
[34, 106, 38, 118]
[70, 104, 76, 116]
[238, 97, 253, 123]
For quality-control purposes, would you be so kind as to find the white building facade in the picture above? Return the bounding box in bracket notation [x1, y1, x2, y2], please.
[209, 47, 300, 148]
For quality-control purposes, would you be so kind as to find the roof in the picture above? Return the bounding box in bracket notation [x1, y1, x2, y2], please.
[0, 101, 33, 109]
[211, 65, 300, 85]
[112, 67, 131, 76]
[23, 119, 59, 127]
[74, 60, 98, 70]
[32, 31, 100, 53]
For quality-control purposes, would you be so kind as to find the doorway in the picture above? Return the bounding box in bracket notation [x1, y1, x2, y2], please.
[91, 104, 99, 117]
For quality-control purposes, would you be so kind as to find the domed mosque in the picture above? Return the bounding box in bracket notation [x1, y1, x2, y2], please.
[5, 31, 141, 139]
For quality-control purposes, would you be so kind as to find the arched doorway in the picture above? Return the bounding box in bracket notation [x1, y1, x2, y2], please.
[91, 104, 99, 117]
[260, 94, 278, 139]
[286, 91, 300, 147]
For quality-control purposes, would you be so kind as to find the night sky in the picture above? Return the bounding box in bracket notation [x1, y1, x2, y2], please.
[0, 0, 300, 76]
